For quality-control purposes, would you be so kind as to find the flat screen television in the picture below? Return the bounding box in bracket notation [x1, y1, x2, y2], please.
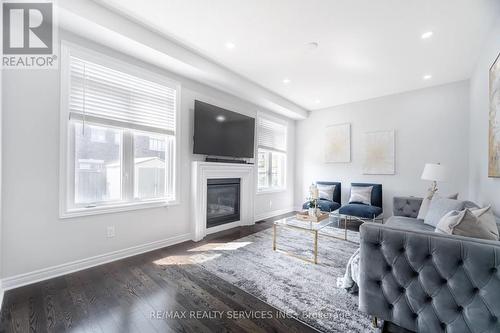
[193, 100, 255, 158]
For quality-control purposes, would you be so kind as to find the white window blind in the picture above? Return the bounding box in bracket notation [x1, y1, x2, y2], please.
[257, 117, 287, 153]
[69, 56, 177, 135]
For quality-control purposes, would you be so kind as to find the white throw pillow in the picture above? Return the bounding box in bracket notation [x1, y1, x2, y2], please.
[417, 192, 459, 220]
[349, 186, 373, 205]
[435, 210, 465, 234]
[317, 184, 336, 202]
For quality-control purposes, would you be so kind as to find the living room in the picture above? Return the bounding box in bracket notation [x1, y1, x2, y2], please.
[0, 1, 499, 332]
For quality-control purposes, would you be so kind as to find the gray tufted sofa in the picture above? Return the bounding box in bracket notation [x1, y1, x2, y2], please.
[359, 196, 500, 332]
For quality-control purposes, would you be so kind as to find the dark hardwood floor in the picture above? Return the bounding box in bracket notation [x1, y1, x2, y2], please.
[0, 214, 322, 333]
[0, 214, 400, 333]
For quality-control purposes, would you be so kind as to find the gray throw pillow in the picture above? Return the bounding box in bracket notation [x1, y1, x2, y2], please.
[436, 206, 499, 240]
[468, 206, 499, 240]
[463, 201, 480, 209]
[417, 192, 459, 220]
[317, 184, 336, 202]
[424, 196, 465, 227]
[349, 186, 373, 205]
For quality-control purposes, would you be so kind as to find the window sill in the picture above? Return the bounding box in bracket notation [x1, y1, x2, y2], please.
[60, 199, 179, 219]
[257, 188, 287, 195]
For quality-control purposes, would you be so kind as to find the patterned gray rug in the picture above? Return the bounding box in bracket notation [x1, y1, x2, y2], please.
[190, 225, 377, 333]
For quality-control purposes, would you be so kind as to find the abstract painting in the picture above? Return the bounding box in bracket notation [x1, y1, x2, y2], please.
[325, 123, 351, 163]
[489, 52, 500, 177]
[362, 130, 395, 175]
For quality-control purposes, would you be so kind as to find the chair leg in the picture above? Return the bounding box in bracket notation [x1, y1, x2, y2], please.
[372, 316, 378, 328]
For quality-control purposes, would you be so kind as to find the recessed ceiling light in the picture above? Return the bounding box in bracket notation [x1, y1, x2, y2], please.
[314, 99, 321, 104]
[216, 115, 226, 122]
[421, 31, 433, 39]
[423, 74, 432, 80]
[306, 42, 319, 50]
[225, 42, 235, 49]
[282, 78, 291, 84]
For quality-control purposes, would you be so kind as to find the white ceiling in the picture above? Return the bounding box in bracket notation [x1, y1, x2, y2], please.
[95, 0, 499, 111]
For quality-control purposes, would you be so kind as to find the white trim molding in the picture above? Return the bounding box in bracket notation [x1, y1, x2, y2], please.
[192, 161, 255, 241]
[254, 207, 295, 222]
[59, 42, 183, 218]
[1, 233, 191, 291]
[0, 281, 4, 313]
[57, 0, 308, 119]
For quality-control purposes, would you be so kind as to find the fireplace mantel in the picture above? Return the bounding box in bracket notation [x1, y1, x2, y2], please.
[191, 161, 255, 241]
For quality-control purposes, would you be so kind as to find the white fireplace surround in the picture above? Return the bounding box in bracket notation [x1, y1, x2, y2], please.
[191, 161, 255, 241]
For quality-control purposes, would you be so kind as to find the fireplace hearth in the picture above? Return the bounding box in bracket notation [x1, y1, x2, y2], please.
[192, 161, 254, 241]
[206, 178, 241, 228]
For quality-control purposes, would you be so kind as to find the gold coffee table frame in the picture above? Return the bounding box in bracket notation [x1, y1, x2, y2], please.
[272, 214, 347, 264]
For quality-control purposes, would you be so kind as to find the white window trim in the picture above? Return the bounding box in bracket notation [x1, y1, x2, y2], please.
[256, 113, 288, 194]
[257, 187, 288, 195]
[256, 149, 287, 194]
[59, 41, 181, 219]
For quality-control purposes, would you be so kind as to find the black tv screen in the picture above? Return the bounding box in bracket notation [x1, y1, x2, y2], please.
[193, 100, 255, 158]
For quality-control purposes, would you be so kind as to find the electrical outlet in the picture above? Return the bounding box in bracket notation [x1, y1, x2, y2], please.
[106, 226, 115, 238]
[269, 200, 273, 208]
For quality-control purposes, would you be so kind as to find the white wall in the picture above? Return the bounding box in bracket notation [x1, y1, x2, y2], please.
[295, 81, 470, 216]
[0, 61, 3, 299]
[1, 32, 295, 280]
[469, 16, 500, 216]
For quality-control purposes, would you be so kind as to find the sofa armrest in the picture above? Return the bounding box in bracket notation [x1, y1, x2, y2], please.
[393, 196, 423, 218]
[359, 222, 500, 333]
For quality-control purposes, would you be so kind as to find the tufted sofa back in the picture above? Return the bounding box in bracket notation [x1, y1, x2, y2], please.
[359, 222, 500, 333]
[393, 196, 423, 218]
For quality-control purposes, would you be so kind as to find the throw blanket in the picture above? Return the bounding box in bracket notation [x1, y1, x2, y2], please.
[337, 248, 360, 294]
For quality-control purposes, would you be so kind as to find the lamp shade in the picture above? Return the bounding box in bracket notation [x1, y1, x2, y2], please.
[421, 163, 447, 182]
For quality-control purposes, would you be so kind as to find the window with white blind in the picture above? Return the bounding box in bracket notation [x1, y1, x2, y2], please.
[257, 117, 287, 192]
[60, 44, 179, 217]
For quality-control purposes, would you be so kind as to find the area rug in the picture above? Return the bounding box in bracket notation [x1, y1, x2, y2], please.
[190, 225, 377, 333]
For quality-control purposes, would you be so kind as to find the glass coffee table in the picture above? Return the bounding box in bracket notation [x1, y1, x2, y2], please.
[272, 214, 348, 264]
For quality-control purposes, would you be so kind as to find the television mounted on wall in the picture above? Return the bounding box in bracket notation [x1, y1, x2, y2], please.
[193, 100, 255, 158]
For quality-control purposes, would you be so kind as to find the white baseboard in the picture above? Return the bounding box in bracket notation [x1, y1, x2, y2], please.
[206, 220, 243, 235]
[1, 233, 192, 291]
[254, 207, 294, 222]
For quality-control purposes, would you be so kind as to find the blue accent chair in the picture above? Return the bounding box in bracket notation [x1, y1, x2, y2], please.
[302, 181, 341, 212]
[339, 183, 383, 221]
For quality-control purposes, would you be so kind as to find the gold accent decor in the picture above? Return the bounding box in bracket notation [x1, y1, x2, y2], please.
[295, 211, 329, 222]
[489, 52, 500, 177]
